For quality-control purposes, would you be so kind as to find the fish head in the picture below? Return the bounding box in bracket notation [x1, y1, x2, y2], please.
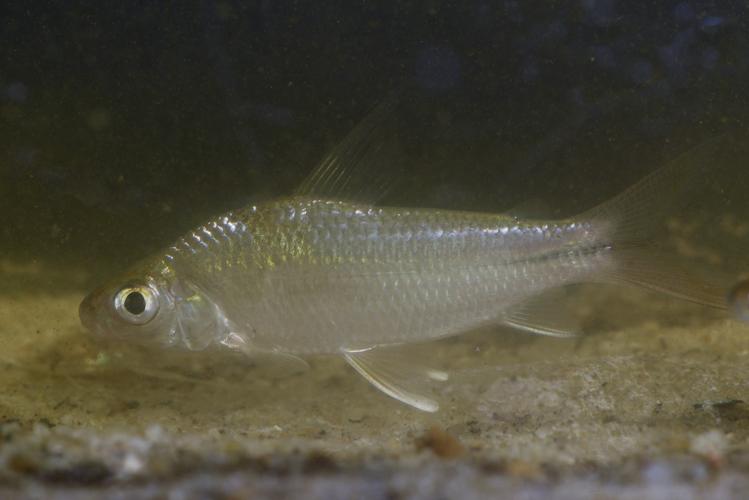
[80, 259, 230, 351]
[79, 266, 180, 348]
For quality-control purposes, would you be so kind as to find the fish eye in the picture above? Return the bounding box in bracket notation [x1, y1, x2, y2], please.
[114, 285, 159, 325]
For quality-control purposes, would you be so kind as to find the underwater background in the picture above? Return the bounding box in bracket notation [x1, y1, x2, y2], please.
[2, 1, 749, 498]
[3, 1, 749, 282]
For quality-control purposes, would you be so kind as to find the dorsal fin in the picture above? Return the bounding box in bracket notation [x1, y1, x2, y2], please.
[294, 96, 403, 204]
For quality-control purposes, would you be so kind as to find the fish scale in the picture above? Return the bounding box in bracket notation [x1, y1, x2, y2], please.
[160, 198, 610, 353]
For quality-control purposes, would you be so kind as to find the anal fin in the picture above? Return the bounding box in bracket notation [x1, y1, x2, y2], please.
[341, 346, 448, 412]
[503, 289, 581, 338]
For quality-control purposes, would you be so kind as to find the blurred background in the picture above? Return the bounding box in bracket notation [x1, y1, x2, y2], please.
[1, 0, 748, 287]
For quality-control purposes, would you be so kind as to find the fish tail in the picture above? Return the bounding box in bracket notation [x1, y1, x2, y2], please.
[579, 135, 737, 309]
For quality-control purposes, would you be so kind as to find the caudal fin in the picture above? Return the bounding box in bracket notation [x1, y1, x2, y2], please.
[580, 133, 742, 309]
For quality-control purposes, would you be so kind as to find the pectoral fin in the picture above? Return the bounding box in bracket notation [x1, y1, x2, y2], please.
[341, 346, 448, 412]
[221, 332, 310, 377]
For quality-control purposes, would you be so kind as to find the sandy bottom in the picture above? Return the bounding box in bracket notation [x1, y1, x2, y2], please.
[1, 263, 749, 498]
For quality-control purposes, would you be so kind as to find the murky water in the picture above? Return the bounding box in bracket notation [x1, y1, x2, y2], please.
[2, 2, 749, 497]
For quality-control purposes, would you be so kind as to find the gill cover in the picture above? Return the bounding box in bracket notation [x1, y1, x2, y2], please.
[172, 279, 225, 350]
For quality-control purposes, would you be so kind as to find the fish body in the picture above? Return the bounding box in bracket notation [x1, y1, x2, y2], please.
[79, 102, 734, 411]
[159, 198, 606, 354]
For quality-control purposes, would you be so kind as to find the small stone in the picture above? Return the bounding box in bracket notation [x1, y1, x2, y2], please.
[7, 453, 38, 475]
[690, 429, 728, 466]
[417, 426, 466, 459]
[506, 459, 543, 480]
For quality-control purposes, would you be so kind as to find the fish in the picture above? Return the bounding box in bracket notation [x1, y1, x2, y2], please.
[79, 101, 733, 412]
[728, 279, 749, 323]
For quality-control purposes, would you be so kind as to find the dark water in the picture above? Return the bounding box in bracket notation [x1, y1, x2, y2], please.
[2, 1, 749, 283]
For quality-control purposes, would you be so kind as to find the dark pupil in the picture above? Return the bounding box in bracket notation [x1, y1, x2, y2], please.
[124, 291, 147, 315]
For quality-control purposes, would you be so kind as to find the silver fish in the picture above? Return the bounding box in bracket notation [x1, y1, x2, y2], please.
[79, 103, 730, 412]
